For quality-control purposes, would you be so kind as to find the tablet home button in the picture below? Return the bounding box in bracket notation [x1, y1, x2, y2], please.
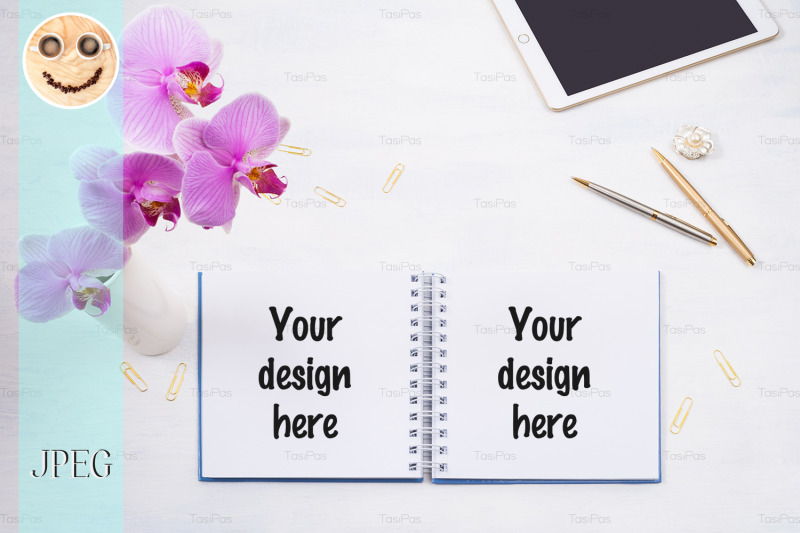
[518, 34, 530, 43]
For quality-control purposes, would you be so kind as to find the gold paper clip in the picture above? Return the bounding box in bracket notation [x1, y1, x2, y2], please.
[166, 362, 187, 401]
[120, 362, 148, 392]
[261, 192, 282, 205]
[669, 397, 693, 434]
[383, 163, 405, 193]
[314, 186, 346, 207]
[713, 350, 741, 387]
[278, 144, 312, 156]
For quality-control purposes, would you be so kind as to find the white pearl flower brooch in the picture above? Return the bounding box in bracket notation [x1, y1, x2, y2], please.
[673, 125, 714, 160]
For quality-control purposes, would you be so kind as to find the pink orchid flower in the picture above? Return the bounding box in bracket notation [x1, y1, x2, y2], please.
[173, 93, 289, 230]
[71, 146, 184, 246]
[16, 226, 123, 322]
[123, 5, 223, 154]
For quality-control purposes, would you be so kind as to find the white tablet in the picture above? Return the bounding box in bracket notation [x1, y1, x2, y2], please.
[492, 0, 779, 111]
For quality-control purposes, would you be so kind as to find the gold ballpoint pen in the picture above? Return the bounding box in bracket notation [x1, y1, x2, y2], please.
[651, 148, 756, 266]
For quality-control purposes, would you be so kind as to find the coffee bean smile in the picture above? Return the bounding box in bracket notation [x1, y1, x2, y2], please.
[42, 68, 102, 94]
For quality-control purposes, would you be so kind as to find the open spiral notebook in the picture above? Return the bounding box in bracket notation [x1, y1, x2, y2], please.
[198, 270, 660, 483]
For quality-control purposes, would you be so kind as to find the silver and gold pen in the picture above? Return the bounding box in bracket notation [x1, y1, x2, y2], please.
[572, 177, 717, 246]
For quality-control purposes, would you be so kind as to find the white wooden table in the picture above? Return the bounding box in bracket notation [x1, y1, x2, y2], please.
[3, 1, 800, 531]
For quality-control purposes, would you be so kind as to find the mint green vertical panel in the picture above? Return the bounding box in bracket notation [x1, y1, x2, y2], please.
[19, 2, 123, 531]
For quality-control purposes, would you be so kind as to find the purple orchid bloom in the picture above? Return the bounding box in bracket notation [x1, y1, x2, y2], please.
[173, 93, 289, 230]
[16, 226, 123, 323]
[71, 147, 185, 246]
[123, 5, 224, 154]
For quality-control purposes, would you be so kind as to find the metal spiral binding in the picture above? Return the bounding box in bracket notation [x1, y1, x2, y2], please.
[410, 331, 447, 342]
[409, 410, 447, 422]
[410, 377, 447, 389]
[410, 362, 447, 372]
[410, 347, 446, 358]
[409, 272, 448, 475]
[411, 316, 447, 327]
[409, 393, 446, 405]
[411, 301, 446, 313]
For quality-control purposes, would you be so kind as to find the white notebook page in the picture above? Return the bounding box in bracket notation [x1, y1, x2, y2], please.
[436, 271, 660, 482]
[199, 271, 420, 480]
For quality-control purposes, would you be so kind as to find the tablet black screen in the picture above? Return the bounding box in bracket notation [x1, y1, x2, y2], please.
[514, 0, 758, 95]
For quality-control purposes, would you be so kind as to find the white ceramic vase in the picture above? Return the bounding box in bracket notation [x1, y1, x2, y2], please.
[94, 249, 187, 355]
